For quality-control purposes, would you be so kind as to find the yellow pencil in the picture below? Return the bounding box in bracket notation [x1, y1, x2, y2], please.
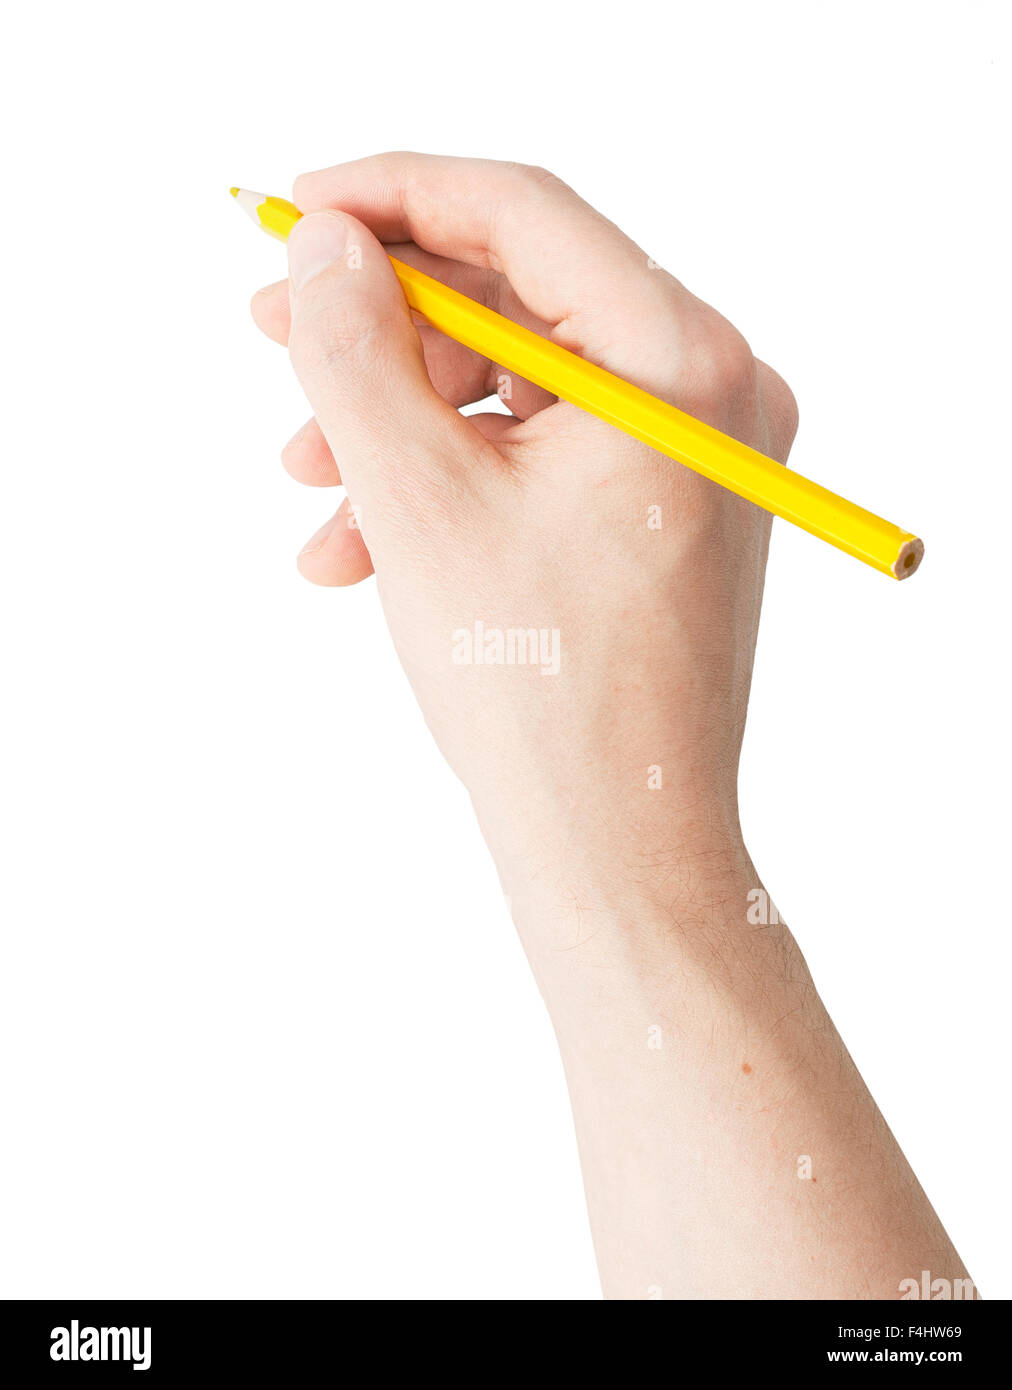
[232, 188, 924, 581]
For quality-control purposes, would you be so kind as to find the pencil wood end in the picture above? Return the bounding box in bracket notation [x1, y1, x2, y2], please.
[892, 537, 924, 580]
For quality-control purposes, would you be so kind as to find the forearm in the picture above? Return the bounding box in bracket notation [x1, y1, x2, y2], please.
[508, 850, 971, 1300]
[267, 152, 968, 1301]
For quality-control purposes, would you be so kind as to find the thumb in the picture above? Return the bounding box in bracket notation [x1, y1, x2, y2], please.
[285, 210, 474, 524]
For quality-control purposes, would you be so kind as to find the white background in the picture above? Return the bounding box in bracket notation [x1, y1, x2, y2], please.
[1, 1, 1008, 1299]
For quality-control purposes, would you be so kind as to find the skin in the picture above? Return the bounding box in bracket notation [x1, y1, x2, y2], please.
[249, 152, 971, 1300]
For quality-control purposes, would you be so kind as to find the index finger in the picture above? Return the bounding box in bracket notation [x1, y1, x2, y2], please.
[293, 152, 706, 370]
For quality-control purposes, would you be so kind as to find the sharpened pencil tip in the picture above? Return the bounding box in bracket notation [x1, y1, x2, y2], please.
[229, 187, 239, 198]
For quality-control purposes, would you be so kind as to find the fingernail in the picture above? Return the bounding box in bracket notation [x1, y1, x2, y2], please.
[287, 212, 350, 292]
[299, 514, 338, 557]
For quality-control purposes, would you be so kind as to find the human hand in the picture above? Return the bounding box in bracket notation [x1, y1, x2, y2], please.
[248, 155, 974, 1302]
[250, 152, 799, 935]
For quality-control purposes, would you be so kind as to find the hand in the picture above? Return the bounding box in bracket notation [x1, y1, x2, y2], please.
[251, 152, 799, 936]
[249, 154, 970, 1299]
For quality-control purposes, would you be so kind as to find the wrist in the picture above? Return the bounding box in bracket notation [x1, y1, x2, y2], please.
[494, 793, 752, 937]
[498, 831, 815, 1045]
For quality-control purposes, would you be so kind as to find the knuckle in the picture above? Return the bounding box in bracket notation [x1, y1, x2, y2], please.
[682, 323, 757, 407]
[369, 150, 411, 182]
[371, 150, 423, 189]
[502, 160, 565, 193]
[523, 163, 559, 186]
[758, 362, 800, 449]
